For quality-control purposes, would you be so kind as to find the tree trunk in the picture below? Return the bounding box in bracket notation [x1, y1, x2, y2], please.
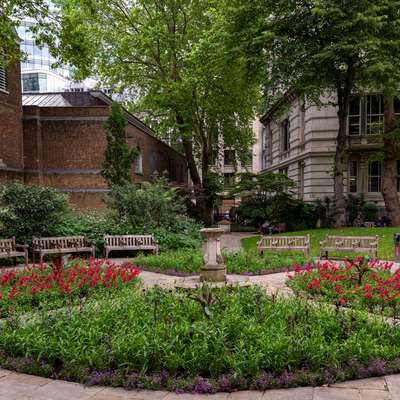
[382, 95, 400, 226]
[334, 97, 348, 228]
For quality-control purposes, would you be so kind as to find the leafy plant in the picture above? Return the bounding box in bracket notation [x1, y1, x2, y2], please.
[0, 183, 69, 244]
[101, 102, 138, 187]
[2, 286, 400, 391]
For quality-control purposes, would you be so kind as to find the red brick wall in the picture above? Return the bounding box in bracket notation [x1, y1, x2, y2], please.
[22, 105, 188, 210]
[0, 61, 24, 172]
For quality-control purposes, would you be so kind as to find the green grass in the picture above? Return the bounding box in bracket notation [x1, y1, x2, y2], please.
[133, 248, 313, 275]
[242, 227, 400, 260]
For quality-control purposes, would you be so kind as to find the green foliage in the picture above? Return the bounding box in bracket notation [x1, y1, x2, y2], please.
[101, 103, 137, 187]
[345, 194, 379, 225]
[364, 202, 379, 222]
[108, 177, 186, 228]
[33, 0, 261, 224]
[0, 183, 68, 243]
[231, 172, 313, 229]
[2, 286, 400, 386]
[0, 0, 50, 66]
[236, 193, 318, 231]
[134, 248, 312, 275]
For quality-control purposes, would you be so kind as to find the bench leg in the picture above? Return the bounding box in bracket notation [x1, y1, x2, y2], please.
[40, 254, 44, 265]
[24, 250, 28, 267]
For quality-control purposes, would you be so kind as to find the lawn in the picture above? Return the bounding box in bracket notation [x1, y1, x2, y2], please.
[242, 227, 400, 260]
[133, 249, 313, 275]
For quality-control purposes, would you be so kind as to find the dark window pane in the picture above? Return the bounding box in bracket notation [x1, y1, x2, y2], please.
[368, 95, 382, 115]
[224, 150, 235, 166]
[395, 97, 400, 115]
[349, 160, 358, 193]
[349, 96, 360, 115]
[368, 161, 381, 192]
[349, 116, 360, 135]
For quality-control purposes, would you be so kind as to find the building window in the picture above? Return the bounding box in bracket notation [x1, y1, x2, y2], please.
[349, 160, 358, 193]
[168, 157, 177, 181]
[22, 72, 47, 92]
[348, 95, 399, 136]
[366, 95, 384, 135]
[298, 162, 305, 199]
[0, 66, 7, 92]
[281, 119, 290, 153]
[224, 149, 235, 166]
[368, 161, 381, 192]
[279, 167, 288, 176]
[397, 160, 400, 192]
[135, 148, 143, 175]
[349, 96, 361, 136]
[224, 172, 235, 187]
[261, 126, 268, 169]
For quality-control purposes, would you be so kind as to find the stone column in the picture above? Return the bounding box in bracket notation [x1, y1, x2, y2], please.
[200, 228, 226, 282]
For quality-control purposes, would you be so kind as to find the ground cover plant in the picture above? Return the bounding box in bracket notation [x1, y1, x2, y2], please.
[133, 249, 313, 276]
[287, 257, 400, 318]
[242, 227, 400, 260]
[2, 285, 400, 392]
[0, 258, 141, 317]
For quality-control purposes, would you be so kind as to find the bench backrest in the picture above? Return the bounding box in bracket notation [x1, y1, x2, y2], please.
[323, 235, 378, 248]
[104, 235, 156, 247]
[0, 238, 16, 254]
[32, 236, 88, 250]
[259, 235, 309, 248]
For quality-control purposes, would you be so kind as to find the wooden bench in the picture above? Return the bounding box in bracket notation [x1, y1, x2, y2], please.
[0, 237, 28, 265]
[103, 235, 159, 258]
[32, 236, 95, 264]
[257, 235, 310, 256]
[319, 235, 379, 259]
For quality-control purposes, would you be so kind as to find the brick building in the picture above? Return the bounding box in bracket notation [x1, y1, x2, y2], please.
[0, 61, 25, 182]
[0, 63, 188, 210]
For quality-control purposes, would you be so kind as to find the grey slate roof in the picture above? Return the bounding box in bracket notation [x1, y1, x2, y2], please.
[22, 93, 73, 107]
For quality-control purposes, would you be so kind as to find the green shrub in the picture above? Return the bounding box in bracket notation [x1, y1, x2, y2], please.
[0, 183, 68, 244]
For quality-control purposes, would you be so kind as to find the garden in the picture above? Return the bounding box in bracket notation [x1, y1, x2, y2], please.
[3, 182, 400, 393]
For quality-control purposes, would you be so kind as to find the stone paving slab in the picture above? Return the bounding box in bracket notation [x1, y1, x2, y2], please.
[261, 387, 314, 399]
[0, 371, 399, 400]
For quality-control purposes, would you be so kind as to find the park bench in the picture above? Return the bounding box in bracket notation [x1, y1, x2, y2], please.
[32, 236, 95, 264]
[0, 237, 28, 265]
[319, 235, 379, 259]
[257, 235, 310, 256]
[103, 235, 159, 258]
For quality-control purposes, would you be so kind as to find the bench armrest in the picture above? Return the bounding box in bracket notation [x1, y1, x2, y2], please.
[15, 244, 29, 250]
[319, 240, 327, 246]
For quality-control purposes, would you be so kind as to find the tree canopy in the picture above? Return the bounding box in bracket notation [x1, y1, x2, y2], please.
[32, 0, 261, 223]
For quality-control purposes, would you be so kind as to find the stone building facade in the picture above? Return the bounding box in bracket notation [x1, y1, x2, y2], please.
[0, 62, 188, 210]
[258, 92, 399, 207]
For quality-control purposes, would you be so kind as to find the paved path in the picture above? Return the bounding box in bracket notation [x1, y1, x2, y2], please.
[220, 232, 256, 251]
[1, 369, 399, 399]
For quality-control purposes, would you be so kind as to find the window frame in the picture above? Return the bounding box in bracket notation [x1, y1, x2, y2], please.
[368, 161, 381, 193]
[0, 66, 8, 93]
[281, 118, 290, 153]
[348, 160, 359, 193]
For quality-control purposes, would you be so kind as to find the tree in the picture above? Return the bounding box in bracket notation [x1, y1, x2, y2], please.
[1, 0, 50, 66]
[230, 172, 295, 228]
[35, 0, 260, 225]
[101, 102, 137, 187]
[226, 0, 395, 227]
[358, 1, 400, 226]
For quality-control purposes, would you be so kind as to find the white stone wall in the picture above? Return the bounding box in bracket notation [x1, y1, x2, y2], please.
[260, 94, 386, 205]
